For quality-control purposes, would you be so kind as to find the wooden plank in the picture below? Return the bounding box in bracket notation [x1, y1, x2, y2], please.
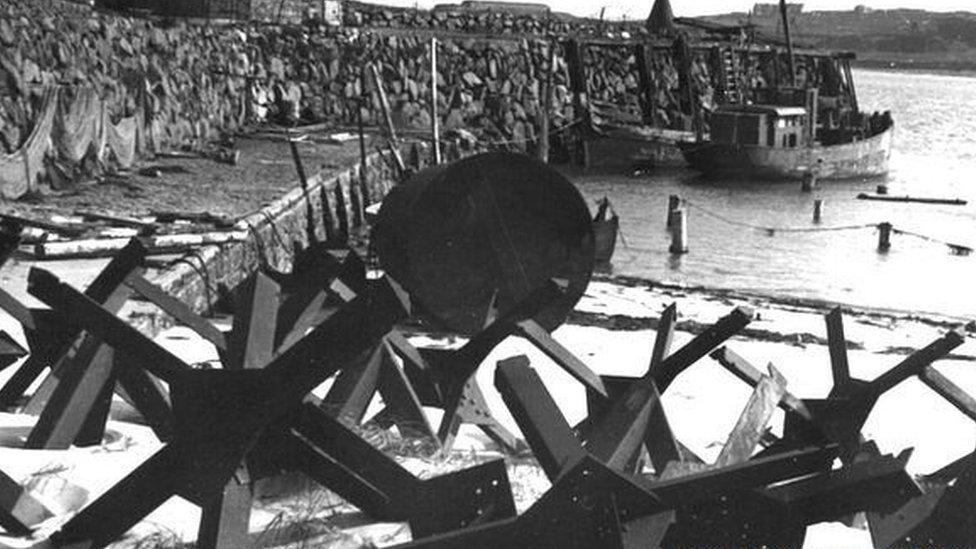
[714, 364, 788, 467]
[709, 346, 812, 419]
[494, 356, 586, 480]
[0, 212, 87, 237]
[74, 210, 156, 230]
[32, 232, 249, 260]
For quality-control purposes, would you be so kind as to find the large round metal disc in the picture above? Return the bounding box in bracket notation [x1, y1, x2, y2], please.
[373, 152, 594, 335]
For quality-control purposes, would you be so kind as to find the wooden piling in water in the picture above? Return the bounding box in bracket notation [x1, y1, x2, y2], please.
[670, 209, 688, 254]
[667, 195, 681, 228]
[878, 222, 892, 252]
[801, 172, 817, 192]
[813, 199, 823, 224]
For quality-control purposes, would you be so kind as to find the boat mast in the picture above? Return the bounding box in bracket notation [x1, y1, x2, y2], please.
[779, 0, 797, 87]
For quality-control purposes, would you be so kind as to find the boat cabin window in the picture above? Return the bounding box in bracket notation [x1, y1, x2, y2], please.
[712, 107, 807, 148]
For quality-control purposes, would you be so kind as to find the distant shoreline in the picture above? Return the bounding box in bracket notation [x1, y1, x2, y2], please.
[854, 59, 976, 78]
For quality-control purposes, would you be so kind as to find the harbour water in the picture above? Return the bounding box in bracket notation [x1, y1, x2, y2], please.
[574, 69, 976, 320]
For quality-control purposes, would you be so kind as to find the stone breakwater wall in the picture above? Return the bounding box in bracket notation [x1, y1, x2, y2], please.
[1, 0, 861, 193]
[343, 1, 644, 39]
[0, 0, 709, 181]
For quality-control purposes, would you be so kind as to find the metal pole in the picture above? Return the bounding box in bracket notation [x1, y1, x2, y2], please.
[779, 0, 797, 87]
[430, 37, 442, 165]
[357, 98, 370, 207]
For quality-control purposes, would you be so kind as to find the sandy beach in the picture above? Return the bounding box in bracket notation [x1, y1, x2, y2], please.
[1, 261, 971, 547]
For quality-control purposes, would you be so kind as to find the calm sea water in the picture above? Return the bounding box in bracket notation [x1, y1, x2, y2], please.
[573, 69, 976, 320]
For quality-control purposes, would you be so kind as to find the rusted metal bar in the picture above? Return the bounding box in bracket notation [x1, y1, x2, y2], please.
[646, 444, 838, 506]
[869, 329, 965, 395]
[22, 284, 133, 417]
[494, 355, 586, 480]
[0, 240, 146, 406]
[394, 455, 667, 548]
[513, 318, 607, 397]
[124, 272, 227, 352]
[0, 331, 26, 372]
[0, 468, 52, 536]
[825, 307, 852, 390]
[197, 469, 252, 549]
[115, 363, 174, 441]
[25, 343, 118, 449]
[648, 303, 677, 376]
[919, 365, 976, 423]
[291, 400, 514, 535]
[653, 306, 754, 392]
[28, 269, 186, 384]
[225, 272, 280, 370]
[580, 308, 753, 467]
[586, 380, 659, 473]
[52, 444, 182, 546]
[765, 449, 919, 524]
[868, 450, 976, 548]
[321, 343, 384, 426]
[374, 341, 440, 444]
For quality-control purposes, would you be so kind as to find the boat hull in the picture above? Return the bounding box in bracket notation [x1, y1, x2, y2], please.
[681, 126, 893, 180]
[593, 215, 619, 264]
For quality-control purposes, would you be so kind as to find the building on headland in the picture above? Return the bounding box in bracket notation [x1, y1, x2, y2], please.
[751, 3, 803, 18]
[95, 0, 251, 19]
[433, 1, 551, 16]
[95, 0, 343, 23]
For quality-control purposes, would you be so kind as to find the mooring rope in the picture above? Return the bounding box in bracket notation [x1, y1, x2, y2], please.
[679, 198, 972, 254]
[681, 198, 877, 235]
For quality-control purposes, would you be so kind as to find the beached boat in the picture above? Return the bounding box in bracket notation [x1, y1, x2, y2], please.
[680, 104, 894, 180]
[592, 197, 619, 264]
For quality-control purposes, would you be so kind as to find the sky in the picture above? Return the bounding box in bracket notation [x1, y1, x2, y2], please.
[359, 1, 976, 21]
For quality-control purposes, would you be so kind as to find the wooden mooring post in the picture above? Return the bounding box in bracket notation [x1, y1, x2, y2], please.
[878, 222, 892, 252]
[801, 172, 817, 192]
[666, 195, 681, 228]
[670, 209, 688, 254]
